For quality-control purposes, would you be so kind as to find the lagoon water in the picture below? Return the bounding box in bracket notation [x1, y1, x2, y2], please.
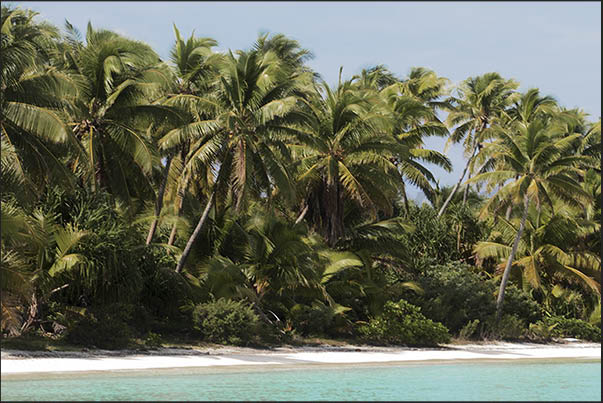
[1, 359, 600, 401]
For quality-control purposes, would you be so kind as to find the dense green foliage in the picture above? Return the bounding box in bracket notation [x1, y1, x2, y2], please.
[358, 300, 450, 346]
[406, 262, 542, 337]
[529, 316, 601, 342]
[191, 299, 260, 346]
[1, 6, 600, 348]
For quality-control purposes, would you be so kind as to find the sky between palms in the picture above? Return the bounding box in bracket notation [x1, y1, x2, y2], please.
[11, 1, 602, 199]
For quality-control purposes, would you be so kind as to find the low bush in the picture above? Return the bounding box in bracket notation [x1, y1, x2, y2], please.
[491, 281, 543, 324]
[65, 303, 134, 349]
[413, 263, 496, 334]
[483, 314, 527, 340]
[289, 302, 335, 336]
[143, 331, 163, 349]
[458, 319, 481, 340]
[527, 321, 559, 342]
[357, 299, 450, 346]
[411, 263, 543, 336]
[192, 298, 260, 345]
[530, 316, 601, 342]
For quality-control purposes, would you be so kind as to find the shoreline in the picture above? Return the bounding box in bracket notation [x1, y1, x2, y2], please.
[1, 340, 600, 375]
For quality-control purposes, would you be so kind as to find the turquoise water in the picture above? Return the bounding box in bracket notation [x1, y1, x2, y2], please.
[1, 360, 600, 401]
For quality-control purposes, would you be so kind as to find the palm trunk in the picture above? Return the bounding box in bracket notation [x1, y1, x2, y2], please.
[175, 190, 215, 273]
[146, 156, 173, 245]
[463, 158, 490, 207]
[495, 192, 530, 322]
[504, 176, 520, 220]
[400, 180, 410, 216]
[20, 293, 38, 335]
[325, 179, 343, 246]
[437, 144, 477, 218]
[504, 204, 513, 220]
[462, 175, 470, 205]
[294, 204, 309, 224]
[168, 171, 191, 246]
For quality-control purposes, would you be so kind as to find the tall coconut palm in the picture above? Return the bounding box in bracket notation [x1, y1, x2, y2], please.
[438, 73, 519, 217]
[145, 26, 219, 245]
[400, 66, 452, 112]
[580, 119, 601, 169]
[381, 86, 452, 213]
[290, 77, 408, 245]
[351, 67, 452, 214]
[474, 88, 559, 219]
[170, 49, 311, 272]
[160, 33, 313, 248]
[63, 22, 175, 202]
[253, 32, 314, 75]
[1, 6, 78, 192]
[467, 115, 593, 321]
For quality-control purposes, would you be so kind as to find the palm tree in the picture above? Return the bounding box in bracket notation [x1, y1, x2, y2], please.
[1, 6, 78, 191]
[351, 67, 452, 214]
[145, 26, 219, 245]
[253, 32, 315, 75]
[172, 49, 311, 272]
[62, 22, 175, 201]
[467, 114, 593, 321]
[290, 76, 407, 245]
[1, 201, 34, 336]
[196, 206, 363, 327]
[160, 32, 313, 248]
[1, 202, 88, 335]
[475, 88, 559, 220]
[400, 67, 452, 112]
[475, 202, 600, 300]
[580, 119, 600, 169]
[438, 73, 519, 217]
[381, 86, 452, 213]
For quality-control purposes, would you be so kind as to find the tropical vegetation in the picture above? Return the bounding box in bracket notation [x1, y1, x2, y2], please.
[1, 6, 600, 349]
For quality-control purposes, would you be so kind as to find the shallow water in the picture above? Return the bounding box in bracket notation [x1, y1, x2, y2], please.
[1, 359, 600, 401]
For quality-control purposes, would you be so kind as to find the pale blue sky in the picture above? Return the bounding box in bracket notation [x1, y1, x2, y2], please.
[12, 1, 602, 197]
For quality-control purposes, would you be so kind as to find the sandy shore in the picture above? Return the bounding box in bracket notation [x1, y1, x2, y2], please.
[1, 340, 600, 375]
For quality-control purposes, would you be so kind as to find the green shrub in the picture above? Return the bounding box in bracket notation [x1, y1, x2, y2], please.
[493, 282, 543, 324]
[400, 206, 461, 269]
[65, 304, 134, 349]
[458, 319, 480, 340]
[588, 304, 601, 329]
[414, 263, 496, 333]
[192, 298, 260, 345]
[289, 302, 334, 336]
[357, 300, 450, 346]
[484, 314, 527, 340]
[412, 263, 543, 336]
[535, 316, 601, 342]
[528, 321, 558, 341]
[143, 331, 163, 349]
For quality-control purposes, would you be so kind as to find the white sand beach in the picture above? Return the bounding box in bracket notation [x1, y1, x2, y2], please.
[1, 340, 600, 375]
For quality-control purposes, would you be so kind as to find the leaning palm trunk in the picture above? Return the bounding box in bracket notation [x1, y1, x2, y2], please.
[462, 157, 489, 207]
[462, 176, 471, 205]
[294, 204, 309, 224]
[146, 156, 173, 245]
[175, 190, 215, 273]
[504, 204, 513, 220]
[495, 192, 530, 322]
[400, 180, 411, 216]
[437, 144, 477, 218]
[168, 171, 191, 246]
